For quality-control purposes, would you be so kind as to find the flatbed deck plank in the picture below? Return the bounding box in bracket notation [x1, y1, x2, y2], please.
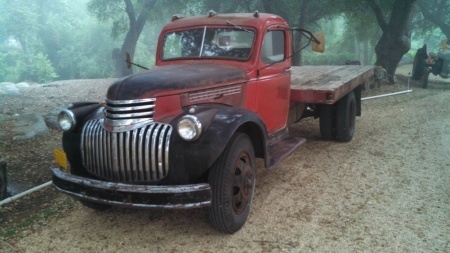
[290, 65, 374, 104]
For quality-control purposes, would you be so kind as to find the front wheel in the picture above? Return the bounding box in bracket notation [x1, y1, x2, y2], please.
[336, 92, 356, 142]
[208, 133, 256, 233]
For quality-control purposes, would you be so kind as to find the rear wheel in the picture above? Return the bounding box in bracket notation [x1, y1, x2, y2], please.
[208, 133, 256, 233]
[319, 104, 336, 141]
[336, 92, 356, 142]
[412, 46, 427, 80]
[422, 67, 430, 89]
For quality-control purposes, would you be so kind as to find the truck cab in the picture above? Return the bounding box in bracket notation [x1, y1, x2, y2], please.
[52, 11, 367, 234]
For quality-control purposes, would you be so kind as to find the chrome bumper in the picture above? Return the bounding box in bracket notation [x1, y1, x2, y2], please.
[52, 168, 212, 209]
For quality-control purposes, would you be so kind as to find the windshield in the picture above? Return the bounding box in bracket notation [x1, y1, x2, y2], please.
[162, 27, 255, 60]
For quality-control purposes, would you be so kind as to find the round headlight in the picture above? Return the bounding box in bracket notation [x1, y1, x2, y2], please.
[177, 115, 202, 141]
[58, 109, 76, 131]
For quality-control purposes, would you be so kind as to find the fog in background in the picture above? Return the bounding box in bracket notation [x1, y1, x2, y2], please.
[0, 0, 447, 83]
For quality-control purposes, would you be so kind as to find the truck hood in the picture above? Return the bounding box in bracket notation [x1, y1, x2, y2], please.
[106, 63, 248, 100]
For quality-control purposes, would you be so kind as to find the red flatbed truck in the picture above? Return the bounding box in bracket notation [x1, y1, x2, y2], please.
[52, 11, 374, 233]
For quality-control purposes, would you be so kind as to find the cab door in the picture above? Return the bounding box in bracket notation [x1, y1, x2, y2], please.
[254, 29, 291, 134]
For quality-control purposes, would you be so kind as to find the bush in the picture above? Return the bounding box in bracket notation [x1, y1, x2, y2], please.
[0, 49, 58, 83]
[23, 53, 58, 83]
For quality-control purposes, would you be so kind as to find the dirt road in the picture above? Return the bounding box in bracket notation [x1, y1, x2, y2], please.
[1, 77, 449, 252]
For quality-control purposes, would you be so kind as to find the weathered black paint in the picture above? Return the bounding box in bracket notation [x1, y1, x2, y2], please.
[107, 63, 248, 100]
[52, 168, 212, 209]
[169, 106, 269, 180]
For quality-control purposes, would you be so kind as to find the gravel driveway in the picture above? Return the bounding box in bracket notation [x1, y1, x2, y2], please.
[1, 72, 449, 252]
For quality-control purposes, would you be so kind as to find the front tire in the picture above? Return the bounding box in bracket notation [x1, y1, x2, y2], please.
[336, 92, 356, 142]
[208, 133, 256, 233]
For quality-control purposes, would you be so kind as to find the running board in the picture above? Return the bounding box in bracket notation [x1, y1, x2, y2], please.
[267, 136, 306, 170]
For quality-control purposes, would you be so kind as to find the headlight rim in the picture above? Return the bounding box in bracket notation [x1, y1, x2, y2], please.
[58, 109, 77, 132]
[177, 115, 202, 141]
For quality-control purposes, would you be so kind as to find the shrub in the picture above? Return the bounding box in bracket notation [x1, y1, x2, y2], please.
[0, 49, 58, 83]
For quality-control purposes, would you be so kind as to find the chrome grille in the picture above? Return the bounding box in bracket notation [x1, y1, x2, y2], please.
[81, 119, 172, 182]
[104, 98, 155, 129]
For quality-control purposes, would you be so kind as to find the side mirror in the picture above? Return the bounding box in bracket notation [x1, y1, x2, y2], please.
[312, 32, 325, 53]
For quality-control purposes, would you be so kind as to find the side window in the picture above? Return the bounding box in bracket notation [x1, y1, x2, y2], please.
[261, 30, 285, 64]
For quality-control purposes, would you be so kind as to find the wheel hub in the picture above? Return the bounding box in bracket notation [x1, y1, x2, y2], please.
[232, 153, 254, 214]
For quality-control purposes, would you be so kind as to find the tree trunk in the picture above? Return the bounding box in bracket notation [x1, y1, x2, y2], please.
[113, 29, 139, 77]
[418, 0, 450, 41]
[292, 0, 310, 66]
[367, 0, 417, 83]
[0, 158, 7, 200]
[362, 40, 369, 65]
[113, 0, 156, 77]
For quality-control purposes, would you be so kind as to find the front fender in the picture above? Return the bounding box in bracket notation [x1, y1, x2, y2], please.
[170, 106, 268, 180]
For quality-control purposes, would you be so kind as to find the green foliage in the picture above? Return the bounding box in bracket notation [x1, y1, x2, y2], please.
[0, 0, 119, 82]
[415, 0, 450, 40]
[0, 0, 442, 82]
[25, 53, 59, 83]
[0, 48, 57, 83]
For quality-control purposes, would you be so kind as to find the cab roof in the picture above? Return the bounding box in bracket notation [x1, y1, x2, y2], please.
[162, 12, 288, 31]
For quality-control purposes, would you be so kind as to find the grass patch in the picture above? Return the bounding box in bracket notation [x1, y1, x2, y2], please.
[0, 197, 75, 240]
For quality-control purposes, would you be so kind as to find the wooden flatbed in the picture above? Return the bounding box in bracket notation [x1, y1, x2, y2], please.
[289, 65, 374, 104]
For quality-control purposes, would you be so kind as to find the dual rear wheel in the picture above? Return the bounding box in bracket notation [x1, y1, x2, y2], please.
[319, 91, 356, 142]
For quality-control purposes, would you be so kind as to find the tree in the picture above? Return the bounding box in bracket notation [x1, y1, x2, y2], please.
[366, 0, 417, 83]
[0, 0, 59, 83]
[88, 0, 157, 77]
[417, 0, 450, 41]
[261, 0, 344, 65]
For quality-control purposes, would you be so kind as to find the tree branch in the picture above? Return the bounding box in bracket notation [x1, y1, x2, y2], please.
[418, 0, 450, 39]
[135, 0, 156, 36]
[123, 0, 136, 29]
[365, 0, 387, 32]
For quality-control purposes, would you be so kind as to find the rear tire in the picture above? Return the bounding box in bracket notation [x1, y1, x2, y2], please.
[336, 92, 356, 142]
[319, 104, 336, 141]
[208, 133, 256, 233]
[422, 68, 430, 89]
[412, 45, 427, 80]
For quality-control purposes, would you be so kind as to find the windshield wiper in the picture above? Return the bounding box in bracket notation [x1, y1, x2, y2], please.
[226, 21, 251, 33]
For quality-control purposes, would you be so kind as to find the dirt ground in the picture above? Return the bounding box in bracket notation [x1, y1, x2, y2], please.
[0, 66, 449, 252]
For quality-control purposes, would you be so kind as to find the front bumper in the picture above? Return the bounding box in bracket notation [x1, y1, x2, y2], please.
[52, 168, 212, 209]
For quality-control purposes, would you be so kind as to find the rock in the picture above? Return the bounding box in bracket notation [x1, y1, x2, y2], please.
[0, 82, 14, 86]
[15, 82, 30, 88]
[44, 107, 65, 131]
[0, 158, 6, 201]
[0, 83, 21, 96]
[12, 114, 50, 141]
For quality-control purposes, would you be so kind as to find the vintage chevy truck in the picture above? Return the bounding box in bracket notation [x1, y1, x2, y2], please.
[52, 11, 373, 233]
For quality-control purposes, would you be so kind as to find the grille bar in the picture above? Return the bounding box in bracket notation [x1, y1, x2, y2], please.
[81, 119, 172, 183]
[104, 98, 156, 131]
